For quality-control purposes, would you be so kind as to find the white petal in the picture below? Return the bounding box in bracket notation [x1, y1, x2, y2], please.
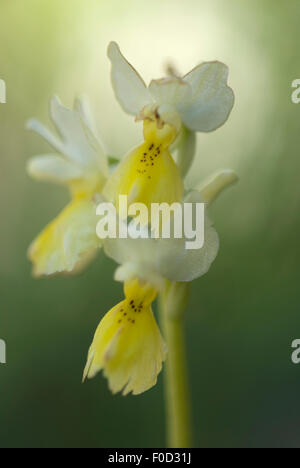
[26, 118, 64, 154]
[149, 77, 192, 107]
[74, 96, 97, 135]
[159, 190, 219, 281]
[107, 42, 151, 115]
[74, 97, 109, 175]
[198, 170, 239, 205]
[157, 217, 219, 282]
[103, 193, 219, 284]
[49, 96, 105, 168]
[102, 216, 168, 287]
[105, 223, 219, 284]
[27, 154, 82, 183]
[27, 97, 108, 180]
[181, 61, 234, 132]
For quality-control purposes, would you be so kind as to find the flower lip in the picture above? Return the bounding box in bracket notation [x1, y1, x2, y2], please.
[83, 278, 167, 395]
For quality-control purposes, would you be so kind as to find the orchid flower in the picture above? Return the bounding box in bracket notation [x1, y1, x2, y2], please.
[83, 279, 167, 395]
[108, 42, 234, 176]
[83, 171, 238, 395]
[27, 96, 108, 276]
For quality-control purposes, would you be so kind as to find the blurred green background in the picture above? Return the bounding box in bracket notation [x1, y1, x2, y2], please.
[1, 0, 300, 448]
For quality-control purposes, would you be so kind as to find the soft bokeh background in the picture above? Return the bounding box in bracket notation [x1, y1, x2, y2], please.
[0, 0, 300, 448]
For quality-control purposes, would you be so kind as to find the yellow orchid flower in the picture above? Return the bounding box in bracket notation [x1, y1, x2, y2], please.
[84, 171, 238, 396]
[103, 108, 184, 211]
[27, 96, 109, 276]
[83, 279, 167, 395]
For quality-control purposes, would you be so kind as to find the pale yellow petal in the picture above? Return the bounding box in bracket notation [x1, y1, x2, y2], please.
[28, 197, 100, 277]
[27, 154, 82, 184]
[83, 280, 167, 395]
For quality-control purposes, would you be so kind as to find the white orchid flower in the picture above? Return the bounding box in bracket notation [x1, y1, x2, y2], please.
[108, 42, 234, 133]
[108, 42, 234, 177]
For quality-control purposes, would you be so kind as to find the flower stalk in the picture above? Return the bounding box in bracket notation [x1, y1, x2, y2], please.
[160, 282, 193, 448]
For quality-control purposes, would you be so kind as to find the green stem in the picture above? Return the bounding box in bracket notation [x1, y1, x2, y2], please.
[159, 282, 193, 448]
